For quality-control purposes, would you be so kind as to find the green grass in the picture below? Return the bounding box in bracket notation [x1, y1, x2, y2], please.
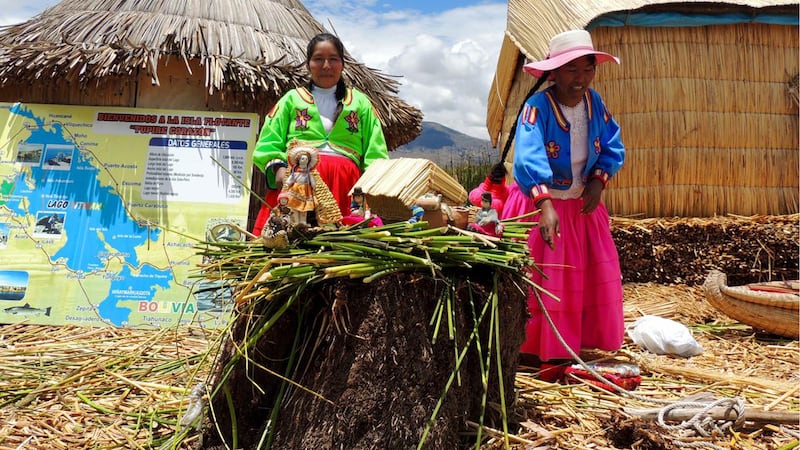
[440, 152, 497, 204]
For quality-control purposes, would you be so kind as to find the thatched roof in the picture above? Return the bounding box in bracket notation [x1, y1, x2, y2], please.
[489, 0, 798, 145]
[0, 0, 422, 149]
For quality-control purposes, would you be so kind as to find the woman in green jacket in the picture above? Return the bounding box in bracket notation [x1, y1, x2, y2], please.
[252, 33, 389, 233]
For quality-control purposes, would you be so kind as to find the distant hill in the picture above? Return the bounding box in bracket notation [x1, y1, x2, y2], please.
[392, 121, 496, 167]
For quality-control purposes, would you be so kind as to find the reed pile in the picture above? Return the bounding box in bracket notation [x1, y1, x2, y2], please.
[612, 214, 799, 285]
[0, 324, 222, 449]
[197, 219, 534, 300]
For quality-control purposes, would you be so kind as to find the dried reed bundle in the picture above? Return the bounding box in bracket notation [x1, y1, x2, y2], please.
[311, 170, 343, 225]
[788, 73, 799, 108]
[354, 158, 468, 220]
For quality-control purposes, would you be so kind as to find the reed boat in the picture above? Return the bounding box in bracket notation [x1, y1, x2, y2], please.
[703, 270, 799, 339]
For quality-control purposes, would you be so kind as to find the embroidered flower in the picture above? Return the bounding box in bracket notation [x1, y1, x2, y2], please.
[294, 108, 312, 130]
[594, 137, 601, 154]
[546, 141, 560, 159]
[345, 111, 360, 133]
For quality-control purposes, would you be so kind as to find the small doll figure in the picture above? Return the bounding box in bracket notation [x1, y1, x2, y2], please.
[284, 145, 318, 225]
[342, 187, 383, 227]
[261, 193, 291, 248]
[467, 192, 504, 237]
[350, 187, 369, 218]
[408, 204, 425, 224]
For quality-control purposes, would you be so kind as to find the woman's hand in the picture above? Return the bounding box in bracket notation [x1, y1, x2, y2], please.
[537, 199, 559, 250]
[274, 166, 287, 191]
[581, 178, 604, 214]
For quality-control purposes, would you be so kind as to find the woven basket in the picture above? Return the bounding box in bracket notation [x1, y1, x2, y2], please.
[312, 170, 343, 225]
[702, 270, 799, 338]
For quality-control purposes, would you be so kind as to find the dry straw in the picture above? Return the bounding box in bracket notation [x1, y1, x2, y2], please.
[0, 323, 223, 450]
[1, 283, 797, 449]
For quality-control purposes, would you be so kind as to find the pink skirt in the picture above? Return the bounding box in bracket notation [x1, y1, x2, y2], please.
[504, 183, 624, 361]
[499, 182, 536, 222]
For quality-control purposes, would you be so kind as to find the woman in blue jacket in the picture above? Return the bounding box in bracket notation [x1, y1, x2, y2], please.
[503, 29, 626, 379]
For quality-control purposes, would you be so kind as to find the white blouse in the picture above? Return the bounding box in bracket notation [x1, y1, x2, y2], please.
[552, 99, 588, 200]
[312, 84, 338, 134]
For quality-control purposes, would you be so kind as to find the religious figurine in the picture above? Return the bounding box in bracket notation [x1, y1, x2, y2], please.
[283, 145, 318, 225]
[467, 192, 504, 237]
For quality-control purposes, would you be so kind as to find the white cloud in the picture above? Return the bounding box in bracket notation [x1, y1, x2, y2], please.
[1, 0, 508, 140]
[307, 3, 507, 140]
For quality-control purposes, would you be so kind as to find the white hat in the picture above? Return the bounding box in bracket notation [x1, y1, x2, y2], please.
[523, 29, 620, 78]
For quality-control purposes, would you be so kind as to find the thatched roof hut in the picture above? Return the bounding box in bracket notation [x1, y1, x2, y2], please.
[489, 0, 798, 217]
[0, 0, 422, 150]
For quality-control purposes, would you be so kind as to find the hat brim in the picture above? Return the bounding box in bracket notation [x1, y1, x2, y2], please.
[287, 145, 319, 170]
[523, 50, 620, 78]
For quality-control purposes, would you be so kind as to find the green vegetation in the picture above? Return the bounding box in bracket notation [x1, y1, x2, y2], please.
[439, 149, 497, 203]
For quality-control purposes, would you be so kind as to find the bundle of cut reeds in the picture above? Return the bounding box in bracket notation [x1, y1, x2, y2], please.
[197, 219, 535, 304]
[354, 158, 468, 221]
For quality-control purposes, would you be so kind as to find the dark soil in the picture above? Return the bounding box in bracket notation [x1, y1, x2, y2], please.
[604, 411, 673, 450]
[201, 269, 527, 450]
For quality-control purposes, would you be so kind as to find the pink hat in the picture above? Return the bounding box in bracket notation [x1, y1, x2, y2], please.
[523, 29, 619, 78]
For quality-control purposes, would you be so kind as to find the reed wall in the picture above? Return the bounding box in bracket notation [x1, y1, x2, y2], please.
[499, 22, 799, 217]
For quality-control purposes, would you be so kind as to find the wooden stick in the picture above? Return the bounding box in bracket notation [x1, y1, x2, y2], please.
[624, 406, 800, 425]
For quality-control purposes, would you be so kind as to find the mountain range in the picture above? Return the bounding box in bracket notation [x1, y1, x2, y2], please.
[392, 121, 497, 166]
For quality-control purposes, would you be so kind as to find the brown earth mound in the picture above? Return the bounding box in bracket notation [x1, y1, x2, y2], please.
[202, 270, 527, 450]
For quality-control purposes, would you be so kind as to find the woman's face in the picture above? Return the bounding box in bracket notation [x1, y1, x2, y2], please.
[308, 40, 343, 89]
[552, 55, 596, 105]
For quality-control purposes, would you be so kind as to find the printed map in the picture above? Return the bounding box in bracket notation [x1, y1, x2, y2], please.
[0, 103, 258, 328]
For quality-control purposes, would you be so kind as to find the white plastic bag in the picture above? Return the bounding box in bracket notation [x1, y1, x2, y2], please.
[627, 315, 703, 357]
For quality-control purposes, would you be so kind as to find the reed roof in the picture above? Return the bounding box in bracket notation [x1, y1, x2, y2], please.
[489, 0, 798, 145]
[0, 0, 422, 148]
[488, 1, 798, 218]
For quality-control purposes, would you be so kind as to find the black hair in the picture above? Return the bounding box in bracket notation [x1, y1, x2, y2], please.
[306, 33, 347, 102]
[497, 70, 551, 172]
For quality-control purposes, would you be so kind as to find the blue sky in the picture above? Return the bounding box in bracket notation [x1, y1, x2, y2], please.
[0, 0, 508, 140]
[372, 0, 501, 14]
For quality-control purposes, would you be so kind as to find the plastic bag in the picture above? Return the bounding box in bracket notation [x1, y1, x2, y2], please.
[626, 315, 703, 357]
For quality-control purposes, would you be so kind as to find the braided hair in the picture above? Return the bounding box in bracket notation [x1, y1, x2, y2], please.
[492, 70, 551, 180]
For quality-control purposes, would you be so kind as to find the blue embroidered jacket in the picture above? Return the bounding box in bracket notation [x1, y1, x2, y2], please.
[513, 87, 625, 204]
